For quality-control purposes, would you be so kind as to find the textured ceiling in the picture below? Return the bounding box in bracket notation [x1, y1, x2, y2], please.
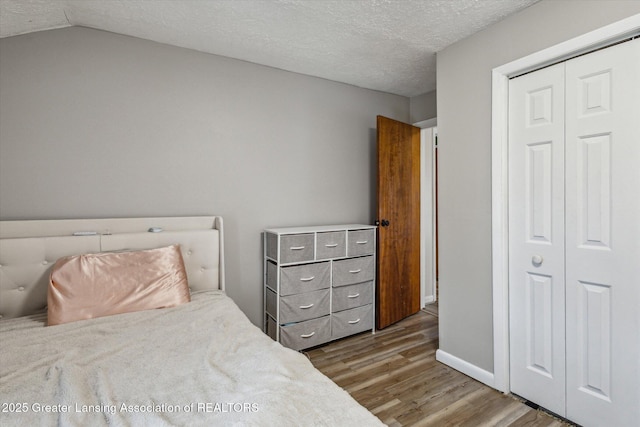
[0, 0, 540, 97]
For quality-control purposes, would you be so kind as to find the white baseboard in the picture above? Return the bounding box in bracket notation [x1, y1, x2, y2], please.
[435, 349, 495, 389]
[423, 295, 435, 306]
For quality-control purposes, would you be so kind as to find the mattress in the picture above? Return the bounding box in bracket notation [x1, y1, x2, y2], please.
[0, 290, 384, 426]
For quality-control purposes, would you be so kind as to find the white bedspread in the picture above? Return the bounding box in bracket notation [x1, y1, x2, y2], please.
[0, 291, 384, 426]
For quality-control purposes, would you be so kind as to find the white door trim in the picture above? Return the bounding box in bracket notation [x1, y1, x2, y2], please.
[415, 118, 437, 308]
[491, 14, 640, 393]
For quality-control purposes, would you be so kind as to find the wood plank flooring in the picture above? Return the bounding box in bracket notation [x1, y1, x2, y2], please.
[305, 310, 573, 427]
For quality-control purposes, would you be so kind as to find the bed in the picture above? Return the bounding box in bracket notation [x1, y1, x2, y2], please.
[0, 216, 384, 426]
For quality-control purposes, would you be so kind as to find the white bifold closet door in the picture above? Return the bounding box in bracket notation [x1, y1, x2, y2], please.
[509, 38, 639, 427]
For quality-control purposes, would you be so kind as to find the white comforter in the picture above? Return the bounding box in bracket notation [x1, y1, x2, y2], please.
[0, 291, 384, 426]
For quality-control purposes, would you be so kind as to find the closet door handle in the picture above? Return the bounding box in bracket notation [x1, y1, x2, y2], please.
[532, 255, 543, 266]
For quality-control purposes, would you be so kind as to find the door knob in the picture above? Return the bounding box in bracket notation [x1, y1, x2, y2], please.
[532, 255, 543, 266]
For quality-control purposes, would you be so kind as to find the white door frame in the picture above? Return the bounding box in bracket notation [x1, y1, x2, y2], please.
[491, 14, 640, 393]
[415, 118, 437, 308]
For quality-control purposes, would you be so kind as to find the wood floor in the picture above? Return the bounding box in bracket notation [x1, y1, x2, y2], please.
[305, 310, 572, 427]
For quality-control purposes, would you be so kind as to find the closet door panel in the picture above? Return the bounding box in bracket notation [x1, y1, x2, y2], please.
[565, 38, 640, 427]
[508, 62, 566, 416]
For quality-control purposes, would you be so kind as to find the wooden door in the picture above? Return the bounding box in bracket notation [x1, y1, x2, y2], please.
[376, 116, 421, 329]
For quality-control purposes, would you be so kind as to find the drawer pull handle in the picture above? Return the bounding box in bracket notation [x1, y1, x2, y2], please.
[290, 246, 305, 251]
[300, 276, 315, 282]
[347, 293, 360, 298]
[299, 303, 314, 309]
[348, 318, 361, 324]
[356, 240, 368, 245]
[325, 243, 338, 248]
[300, 332, 316, 338]
[349, 269, 362, 274]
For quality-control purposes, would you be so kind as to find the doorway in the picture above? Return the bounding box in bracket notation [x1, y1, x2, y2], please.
[415, 119, 438, 309]
[375, 116, 438, 328]
[376, 116, 421, 329]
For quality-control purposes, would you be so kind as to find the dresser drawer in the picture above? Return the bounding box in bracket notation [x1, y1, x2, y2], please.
[267, 261, 330, 295]
[332, 255, 375, 287]
[331, 304, 373, 340]
[316, 231, 346, 260]
[332, 282, 373, 313]
[347, 229, 375, 256]
[280, 316, 331, 351]
[278, 289, 330, 324]
[266, 288, 330, 324]
[266, 261, 278, 290]
[266, 315, 277, 341]
[269, 262, 329, 296]
[280, 233, 314, 263]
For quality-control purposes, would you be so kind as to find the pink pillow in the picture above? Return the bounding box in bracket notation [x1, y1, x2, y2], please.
[48, 244, 190, 326]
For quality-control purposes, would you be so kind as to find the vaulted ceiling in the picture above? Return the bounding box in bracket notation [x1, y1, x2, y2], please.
[0, 0, 540, 97]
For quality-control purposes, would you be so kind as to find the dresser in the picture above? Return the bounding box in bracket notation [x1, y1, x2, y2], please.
[264, 224, 376, 351]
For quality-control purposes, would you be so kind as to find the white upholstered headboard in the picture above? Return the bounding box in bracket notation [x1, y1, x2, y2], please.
[0, 216, 225, 320]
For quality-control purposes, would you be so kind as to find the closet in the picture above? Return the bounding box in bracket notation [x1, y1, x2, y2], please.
[508, 38, 639, 427]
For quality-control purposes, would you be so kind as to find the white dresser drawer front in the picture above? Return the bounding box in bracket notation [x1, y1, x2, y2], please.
[347, 229, 375, 256]
[278, 289, 330, 324]
[279, 262, 330, 296]
[280, 316, 331, 351]
[316, 231, 346, 260]
[279, 234, 314, 263]
[331, 304, 373, 340]
[332, 255, 375, 287]
[332, 282, 373, 313]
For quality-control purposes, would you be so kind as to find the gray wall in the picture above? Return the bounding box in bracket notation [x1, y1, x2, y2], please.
[0, 27, 408, 326]
[409, 90, 437, 123]
[437, 0, 640, 372]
